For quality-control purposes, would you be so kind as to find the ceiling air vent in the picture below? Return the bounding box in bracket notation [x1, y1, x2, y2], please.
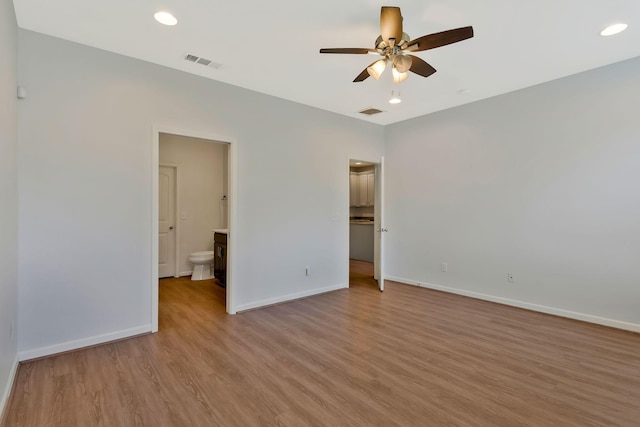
[184, 54, 222, 69]
[359, 108, 384, 116]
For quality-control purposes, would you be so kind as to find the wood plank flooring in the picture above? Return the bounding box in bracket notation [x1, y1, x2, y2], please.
[2, 260, 640, 426]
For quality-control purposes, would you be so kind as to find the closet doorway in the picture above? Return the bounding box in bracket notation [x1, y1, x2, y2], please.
[347, 156, 386, 291]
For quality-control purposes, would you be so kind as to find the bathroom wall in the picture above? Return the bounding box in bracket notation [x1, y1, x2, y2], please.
[159, 134, 228, 275]
[0, 0, 19, 415]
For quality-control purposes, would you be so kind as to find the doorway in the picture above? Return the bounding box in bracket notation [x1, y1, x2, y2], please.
[347, 156, 385, 291]
[152, 126, 238, 332]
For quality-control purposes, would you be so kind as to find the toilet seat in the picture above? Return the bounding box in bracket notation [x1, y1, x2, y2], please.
[189, 251, 214, 280]
[189, 251, 214, 261]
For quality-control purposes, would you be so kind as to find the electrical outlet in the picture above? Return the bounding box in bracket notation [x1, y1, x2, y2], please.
[508, 272, 515, 282]
[441, 262, 448, 272]
[305, 267, 311, 276]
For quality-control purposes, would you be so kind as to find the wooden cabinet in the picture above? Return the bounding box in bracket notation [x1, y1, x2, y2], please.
[350, 170, 375, 207]
[213, 232, 227, 287]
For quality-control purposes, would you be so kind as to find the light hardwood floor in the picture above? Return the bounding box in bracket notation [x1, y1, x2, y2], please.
[2, 260, 639, 426]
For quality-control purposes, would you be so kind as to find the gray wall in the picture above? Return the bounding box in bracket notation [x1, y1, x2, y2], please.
[0, 0, 19, 414]
[385, 56, 640, 329]
[17, 30, 385, 358]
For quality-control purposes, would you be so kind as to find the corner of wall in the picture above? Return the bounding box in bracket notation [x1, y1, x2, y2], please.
[0, 0, 20, 420]
[0, 356, 18, 423]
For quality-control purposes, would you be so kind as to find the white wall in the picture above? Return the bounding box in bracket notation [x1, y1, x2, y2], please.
[17, 30, 385, 358]
[385, 56, 640, 330]
[159, 134, 228, 275]
[0, 0, 19, 415]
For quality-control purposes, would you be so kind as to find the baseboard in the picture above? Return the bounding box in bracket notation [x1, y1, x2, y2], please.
[0, 355, 19, 424]
[235, 283, 347, 312]
[386, 275, 640, 333]
[178, 271, 193, 277]
[18, 325, 152, 362]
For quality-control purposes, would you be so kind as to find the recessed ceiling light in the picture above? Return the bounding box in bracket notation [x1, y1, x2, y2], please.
[355, 162, 363, 165]
[600, 23, 627, 36]
[389, 90, 401, 104]
[154, 11, 177, 26]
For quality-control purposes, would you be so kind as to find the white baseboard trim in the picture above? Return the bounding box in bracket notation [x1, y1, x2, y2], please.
[386, 275, 640, 333]
[235, 283, 347, 313]
[0, 355, 19, 423]
[18, 325, 152, 362]
[178, 271, 193, 277]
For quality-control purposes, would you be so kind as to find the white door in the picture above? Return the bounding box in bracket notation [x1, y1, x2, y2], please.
[159, 166, 176, 278]
[375, 157, 385, 291]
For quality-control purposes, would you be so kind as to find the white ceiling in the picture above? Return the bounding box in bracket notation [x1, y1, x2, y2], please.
[12, 0, 640, 125]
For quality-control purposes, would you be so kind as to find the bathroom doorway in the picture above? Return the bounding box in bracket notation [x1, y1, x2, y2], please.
[152, 127, 238, 332]
[159, 134, 228, 279]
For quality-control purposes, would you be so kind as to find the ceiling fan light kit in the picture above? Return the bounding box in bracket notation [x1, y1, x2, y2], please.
[367, 59, 388, 80]
[392, 67, 408, 83]
[393, 55, 412, 73]
[320, 6, 474, 85]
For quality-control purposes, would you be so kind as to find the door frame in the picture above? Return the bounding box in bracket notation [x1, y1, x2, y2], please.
[346, 155, 385, 290]
[159, 162, 180, 278]
[152, 125, 239, 332]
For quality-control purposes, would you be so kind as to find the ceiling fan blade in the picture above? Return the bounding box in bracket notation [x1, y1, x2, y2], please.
[408, 55, 437, 78]
[406, 26, 474, 52]
[353, 67, 370, 82]
[319, 48, 374, 54]
[380, 6, 403, 43]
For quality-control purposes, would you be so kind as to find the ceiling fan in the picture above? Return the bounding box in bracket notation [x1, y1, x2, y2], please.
[320, 6, 474, 83]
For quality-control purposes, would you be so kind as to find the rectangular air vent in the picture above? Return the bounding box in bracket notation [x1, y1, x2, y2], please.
[184, 54, 222, 69]
[359, 108, 384, 116]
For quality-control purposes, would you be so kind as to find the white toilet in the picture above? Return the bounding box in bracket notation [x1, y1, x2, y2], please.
[188, 251, 214, 281]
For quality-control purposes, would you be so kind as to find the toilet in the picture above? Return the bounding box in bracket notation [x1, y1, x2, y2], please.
[188, 251, 214, 281]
